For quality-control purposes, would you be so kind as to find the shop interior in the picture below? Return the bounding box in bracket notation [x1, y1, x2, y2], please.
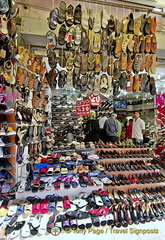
[0, 0, 165, 239]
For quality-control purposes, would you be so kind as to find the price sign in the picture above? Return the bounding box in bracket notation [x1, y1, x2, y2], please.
[76, 99, 91, 116]
[88, 93, 102, 107]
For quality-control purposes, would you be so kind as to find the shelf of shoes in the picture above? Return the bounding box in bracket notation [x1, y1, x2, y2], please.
[95, 145, 165, 192]
[51, 94, 84, 143]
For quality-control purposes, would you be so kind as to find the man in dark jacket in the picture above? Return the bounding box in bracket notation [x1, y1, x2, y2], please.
[84, 110, 100, 143]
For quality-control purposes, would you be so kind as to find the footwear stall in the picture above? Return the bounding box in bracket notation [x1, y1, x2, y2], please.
[0, 0, 165, 239]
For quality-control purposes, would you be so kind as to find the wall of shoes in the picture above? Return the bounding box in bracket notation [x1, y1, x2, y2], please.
[0, 0, 165, 239]
[46, 1, 158, 98]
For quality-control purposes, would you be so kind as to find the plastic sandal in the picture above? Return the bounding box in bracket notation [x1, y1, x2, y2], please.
[54, 181, 60, 190]
[47, 215, 55, 233]
[56, 197, 64, 212]
[32, 203, 40, 214]
[63, 196, 71, 209]
[40, 199, 48, 214]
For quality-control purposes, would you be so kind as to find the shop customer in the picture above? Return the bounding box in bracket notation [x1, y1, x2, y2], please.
[103, 113, 118, 143]
[132, 111, 145, 144]
[99, 113, 110, 142]
[116, 118, 122, 143]
[126, 118, 133, 141]
[84, 110, 100, 143]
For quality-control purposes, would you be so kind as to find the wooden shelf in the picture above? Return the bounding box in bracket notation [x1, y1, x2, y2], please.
[95, 147, 149, 151]
[104, 169, 154, 177]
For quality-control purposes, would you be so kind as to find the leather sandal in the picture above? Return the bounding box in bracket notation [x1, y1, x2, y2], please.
[75, 25, 81, 45]
[126, 73, 133, 92]
[102, 50, 108, 71]
[74, 47, 81, 68]
[81, 7, 89, 30]
[80, 53, 88, 74]
[59, 49, 66, 68]
[101, 9, 109, 29]
[93, 13, 101, 33]
[87, 71, 95, 90]
[93, 32, 101, 53]
[115, 19, 122, 37]
[74, 4, 81, 25]
[133, 35, 140, 53]
[139, 34, 145, 52]
[133, 74, 141, 93]
[134, 17, 141, 35]
[140, 73, 150, 92]
[119, 72, 127, 90]
[149, 55, 158, 74]
[122, 16, 129, 33]
[126, 54, 135, 73]
[107, 57, 114, 76]
[150, 35, 157, 54]
[113, 60, 121, 79]
[73, 68, 80, 89]
[150, 76, 156, 95]
[47, 8, 58, 30]
[140, 52, 146, 71]
[81, 28, 89, 52]
[101, 29, 108, 51]
[120, 51, 127, 71]
[128, 12, 134, 33]
[100, 74, 108, 93]
[114, 37, 122, 58]
[66, 4, 74, 26]
[80, 75, 87, 94]
[93, 76, 100, 96]
[150, 16, 157, 34]
[66, 52, 74, 71]
[133, 53, 143, 74]
[145, 55, 152, 72]
[58, 24, 67, 45]
[87, 50, 95, 70]
[58, 1, 66, 24]
[145, 35, 151, 53]
[95, 53, 102, 73]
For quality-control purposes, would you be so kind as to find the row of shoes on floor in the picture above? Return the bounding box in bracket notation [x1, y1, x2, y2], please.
[1, 187, 165, 238]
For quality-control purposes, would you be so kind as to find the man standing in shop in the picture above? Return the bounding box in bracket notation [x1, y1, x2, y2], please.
[99, 113, 110, 142]
[103, 113, 118, 143]
[132, 111, 145, 144]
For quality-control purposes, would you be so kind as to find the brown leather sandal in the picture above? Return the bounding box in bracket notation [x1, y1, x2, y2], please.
[133, 74, 141, 93]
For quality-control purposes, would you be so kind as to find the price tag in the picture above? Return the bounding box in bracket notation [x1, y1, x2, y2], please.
[76, 99, 91, 116]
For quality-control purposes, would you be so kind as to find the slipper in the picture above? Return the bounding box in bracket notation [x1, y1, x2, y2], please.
[24, 204, 32, 215]
[47, 215, 55, 233]
[94, 53, 102, 74]
[54, 181, 60, 190]
[93, 32, 101, 53]
[31, 177, 40, 187]
[58, 1, 66, 24]
[81, 7, 89, 30]
[21, 219, 30, 238]
[46, 167, 54, 176]
[93, 14, 101, 32]
[74, 25, 81, 47]
[74, 4, 81, 25]
[7, 205, 17, 217]
[81, 28, 89, 52]
[46, 31, 57, 50]
[47, 8, 58, 30]
[93, 194, 104, 206]
[91, 216, 100, 227]
[45, 182, 52, 191]
[16, 204, 25, 215]
[63, 196, 71, 209]
[38, 215, 48, 235]
[48, 199, 56, 212]
[66, 51, 74, 71]
[100, 74, 108, 93]
[80, 53, 88, 74]
[59, 49, 66, 68]
[113, 59, 121, 79]
[87, 50, 95, 70]
[101, 9, 109, 29]
[66, 4, 74, 26]
[93, 75, 100, 96]
[40, 199, 48, 213]
[32, 202, 40, 214]
[58, 24, 67, 45]
[87, 71, 95, 90]
[56, 197, 64, 212]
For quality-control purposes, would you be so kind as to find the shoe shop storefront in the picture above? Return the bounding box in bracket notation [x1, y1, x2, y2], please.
[0, 0, 165, 240]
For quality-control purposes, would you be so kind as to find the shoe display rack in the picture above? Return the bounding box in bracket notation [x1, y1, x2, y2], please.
[96, 145, 165, 192]
[51, 92, 84, 143]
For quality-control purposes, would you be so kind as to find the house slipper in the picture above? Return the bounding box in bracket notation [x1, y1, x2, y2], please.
[100, 74, 108, 93]
[93, 14, 101, 32]
[93, 75, 100, 96]
[16, 204, 25, 215]
[58, 24, 67, 45]
[40, 199, 48, 214]
[81, 7, 89, 30]
[66, 51, 74, 71]
[63, 196, 71, 209]
[47, 215, 55, 233]
[56, 197, 64, 212]
[21, 219, 30, 238]
[81, 28, 89, 52]
[46, 31, 57, 50]
[94, 53, 102, 74]
[54, 181, 61, 190]
[58, 1, 66, 23]
[74, 4, 81, 25]
[93, 32, 101, 53]
[75, 25, 81, 45]
[87, 50, 95, 70]
[47, 8, 58, 30]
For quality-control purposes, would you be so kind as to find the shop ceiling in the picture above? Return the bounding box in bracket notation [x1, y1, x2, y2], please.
[17, 0, 165, 97]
